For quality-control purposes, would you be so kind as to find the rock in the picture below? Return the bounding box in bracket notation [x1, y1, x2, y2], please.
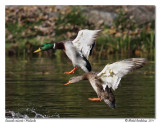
[126, 6, 155, 24]
[81, 6, 155, 26]
[84, 9, 117, 26]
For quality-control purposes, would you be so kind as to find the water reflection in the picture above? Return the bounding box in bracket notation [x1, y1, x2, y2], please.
[5, 56, 155, 118]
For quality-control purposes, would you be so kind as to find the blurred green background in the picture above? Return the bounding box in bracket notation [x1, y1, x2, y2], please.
[5, 5, 155, 59]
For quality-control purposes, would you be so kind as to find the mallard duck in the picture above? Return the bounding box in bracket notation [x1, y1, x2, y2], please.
[64, 58, 146, 108]
[34, 29, 101, 74]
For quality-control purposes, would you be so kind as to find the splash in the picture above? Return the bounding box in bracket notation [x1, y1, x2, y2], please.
[6, 108, 60, 118]
[5, 111, 29, 118]
[26, 108, 46, 118]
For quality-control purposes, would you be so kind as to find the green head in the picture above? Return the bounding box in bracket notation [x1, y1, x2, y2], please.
[34, 43, 55, 53]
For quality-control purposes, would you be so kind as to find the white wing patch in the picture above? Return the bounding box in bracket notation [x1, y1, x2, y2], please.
[97, 60, 135, 90]
[72, 29, 101, 59]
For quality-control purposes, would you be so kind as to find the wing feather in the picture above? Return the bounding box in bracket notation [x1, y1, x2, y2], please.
[72, 29, 101, 59]
[97, 58, 146, 90]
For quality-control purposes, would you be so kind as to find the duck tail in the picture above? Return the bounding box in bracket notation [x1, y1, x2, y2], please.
[83, 57, 92, 72]
[104, 87, 116, 109]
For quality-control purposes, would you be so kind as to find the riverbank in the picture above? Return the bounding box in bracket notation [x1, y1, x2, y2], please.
[5, 6, 155, 58]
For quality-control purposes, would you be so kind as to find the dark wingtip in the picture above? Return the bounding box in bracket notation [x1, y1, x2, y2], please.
[132, 58, 147, 70]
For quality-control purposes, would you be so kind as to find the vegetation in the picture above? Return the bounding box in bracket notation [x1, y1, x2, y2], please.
[96, 8, 155, 58]
[5, 6, 155, 58]
[54, 7, 95, 41]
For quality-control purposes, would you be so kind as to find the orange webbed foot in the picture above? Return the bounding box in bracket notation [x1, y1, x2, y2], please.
[88, 98, 101, 101]
[64, 71, 74, 74]
[64, 67, 77, 74]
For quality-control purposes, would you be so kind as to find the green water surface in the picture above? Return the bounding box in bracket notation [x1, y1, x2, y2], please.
[5, 56, 155, 118]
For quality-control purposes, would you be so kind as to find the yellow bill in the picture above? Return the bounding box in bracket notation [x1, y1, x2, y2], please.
[34, 48, 41, 53]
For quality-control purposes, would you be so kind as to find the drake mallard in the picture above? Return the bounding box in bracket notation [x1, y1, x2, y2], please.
[34, 29, 101, 74]
[64, 58, 146, 108]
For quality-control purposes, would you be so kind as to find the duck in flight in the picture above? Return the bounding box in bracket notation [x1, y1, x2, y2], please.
[64, 58, 146, 108]
[34, 29, 101, 74]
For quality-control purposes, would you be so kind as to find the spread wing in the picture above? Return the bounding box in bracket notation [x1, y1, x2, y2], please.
[97, 58, 146, 90]
[72, 29, 101, 59]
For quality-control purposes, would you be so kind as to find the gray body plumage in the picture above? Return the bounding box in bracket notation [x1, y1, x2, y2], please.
[56, 29, 101, 73]
[64, 41, 91, 72]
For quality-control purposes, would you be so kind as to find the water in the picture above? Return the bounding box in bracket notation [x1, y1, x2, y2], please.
[5, 56, 155, 118]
